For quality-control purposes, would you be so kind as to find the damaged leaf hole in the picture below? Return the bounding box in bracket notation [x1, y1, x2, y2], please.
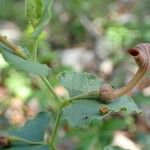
[82, 116, 88, 120]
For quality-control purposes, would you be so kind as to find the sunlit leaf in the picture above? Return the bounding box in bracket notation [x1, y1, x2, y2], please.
[0, 46, 51, 76]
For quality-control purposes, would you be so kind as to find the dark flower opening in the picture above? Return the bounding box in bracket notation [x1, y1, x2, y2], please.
[128, 48, 139, 57]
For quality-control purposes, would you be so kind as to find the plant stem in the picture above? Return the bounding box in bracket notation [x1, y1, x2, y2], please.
[41, 76, 62, 105]
[49, 106, 62, 148]
[31, 35, 62, 150]
[51, 144, 56, 150]
[31, 34, 62, 149]
[32, 37, 38, 61]
[69, 90, 99, 102]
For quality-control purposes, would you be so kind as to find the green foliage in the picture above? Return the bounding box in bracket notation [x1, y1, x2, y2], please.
[1, 112, 53, 149]
[25, 0, 42, 27]
[25, 0, 53, 37]
[0, 45, 51, 77]
[33, 0, 53, 38]
[35, 0, 44, 19]
[62, 96, 141, 127]
[7, 112, 53, 141]
[63, 100, 102, 127]
[60, 72, 141, 127]
[0, 0, 148, 149]
[60, 72, 101, 97]
[25, 0, 44, 27]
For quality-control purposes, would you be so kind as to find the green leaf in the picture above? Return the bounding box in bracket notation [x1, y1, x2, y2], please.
[0, 112, 53, 149]
[108, 96, 142, 113]
[35, 0, 44, 19]
[62, 100, 102, 127]
[5, 145, 49, 150]
[25, 0, 44, 28]
[60, 71, 102, 97]
[60, 72, 142, 127]
[0, 46, 51, 76]
[33, 0, 53, 38]
[6, 112, 54, 142]
[62, 97, 141, 127]
[25, 0, 38, 27]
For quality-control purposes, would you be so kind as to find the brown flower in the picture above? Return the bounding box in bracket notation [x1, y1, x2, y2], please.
[100, 43, 150, 101]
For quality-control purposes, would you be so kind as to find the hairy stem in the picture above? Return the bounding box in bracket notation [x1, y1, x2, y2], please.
[69, 91, 99, 102]
[49, 106, 62, 149]
[32, 38, 38, 61]
[41, 76, 62, 105]
[30, 34, 62, 149]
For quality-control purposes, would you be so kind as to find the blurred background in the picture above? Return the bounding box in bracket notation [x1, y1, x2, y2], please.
[0, 0, 150, 149]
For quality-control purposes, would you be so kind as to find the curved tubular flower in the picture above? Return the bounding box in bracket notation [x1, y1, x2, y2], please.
[100, 43, 150, 101]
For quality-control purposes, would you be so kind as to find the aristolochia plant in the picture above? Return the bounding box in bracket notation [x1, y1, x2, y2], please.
[0, 0, 149, 150]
